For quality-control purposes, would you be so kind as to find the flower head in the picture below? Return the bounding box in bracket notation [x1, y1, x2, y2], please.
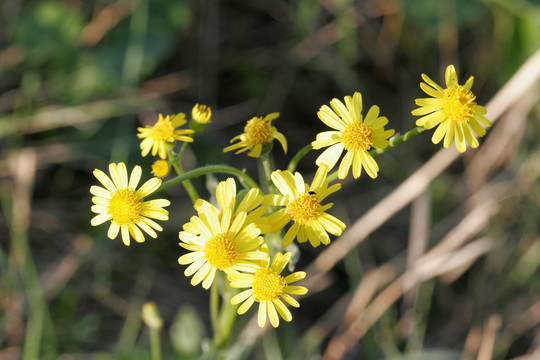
[264, 165, 346, 248]
[178, 205, 268, 289]
[223, 112, 287, 158]
[312, 92, 395, 179]
[192, 103, 212, 124]
[137, 113, 195, 159]
[412, 65, 491, 153]
[229, 251, 308, 328]
[151, 160, 170, 178]
[90, 162, 170, 246]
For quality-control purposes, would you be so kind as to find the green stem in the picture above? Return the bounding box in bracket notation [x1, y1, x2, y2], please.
[287, 143, 312, 173]
[259, 152, 275, 194]
[176, 142, 189, 162]
[327, 170, 339, 183]
[149, 327, 162, 360]
[159, 165, 259, 192]
[167, 150, 199, 204]
[217, 291, 238, 348]
[210, 279, 220, 342]
[214, 282, 239, 349]
[369, 126, 426, 156]
[327, 126, 426, 182]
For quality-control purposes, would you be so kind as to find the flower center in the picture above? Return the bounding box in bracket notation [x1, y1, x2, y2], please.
[287, 193, 320, 225]
[109, 189, 141, 226]
[341, 122, 373, 151]
[204, 234, 238, 270]
[442, 85, 476, 123]
[151, 119, 175, 141]
[244, 117, 273, 145]
[252, 268, 286, 301]
[151, 160, 170, 178]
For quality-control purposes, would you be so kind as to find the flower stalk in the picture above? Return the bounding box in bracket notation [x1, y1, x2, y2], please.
[168, 149, 199, 204]
[159, 165, 259, 192]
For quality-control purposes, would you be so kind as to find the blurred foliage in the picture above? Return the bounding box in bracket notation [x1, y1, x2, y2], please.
[1, 0, 540, 359]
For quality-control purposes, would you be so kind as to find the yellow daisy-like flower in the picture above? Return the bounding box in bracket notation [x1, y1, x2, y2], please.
[151, 160, 170, 178]
[229, 251, 308, 328]
[137, 113, 195, 160]
[192, 103, 212, 124]
[412, 64, 491, 153]
[312, 92, 395, 179]
[189, 178, 270, 234]
[178, 205, 268, 289]
[223, 112, 287, 158]
[90, 162, 170, 246]
[264, 165, 346, 248]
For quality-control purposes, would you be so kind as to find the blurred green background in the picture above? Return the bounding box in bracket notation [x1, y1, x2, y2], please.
[1, 0, 539, 359]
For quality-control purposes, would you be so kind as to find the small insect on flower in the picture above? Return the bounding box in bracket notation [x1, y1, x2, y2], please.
[223, 112, 287, 158]
[312, 92, 395, 179]
[264, 164, 346, 248]
[137, 113, 195, 159]
[90, 162, 170, 246]
[229, 250, 308, 328]
[411, 64, 491, 153]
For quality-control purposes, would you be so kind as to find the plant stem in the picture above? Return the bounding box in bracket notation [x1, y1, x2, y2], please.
[369, 126, 426, 156]
[149, 327, 162, 360]
[167, 149, 199, 203]
[210, 279, 220, 342]
[159, 165, 259, 192]
[259, 152, 275, 194]
[217, 291, 238, 348]
[214, 282, 239, 349]
[176, 142, 189, 162]
[287, 143, 312, 173]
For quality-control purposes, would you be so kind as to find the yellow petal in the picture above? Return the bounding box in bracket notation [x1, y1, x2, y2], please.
[267, 301, 280, 328]
[258, 301, 267, 328]
[272, 299, 292, 322]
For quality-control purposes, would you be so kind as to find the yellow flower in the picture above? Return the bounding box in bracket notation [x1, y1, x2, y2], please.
[312, 92, 395, 179]
[178, 205, 268, 289]
[229, 251, 308, 328]
[192, 103, 212, 124]
[189, 178, 270, 234]
[137, 113, 195, 159]
[90, 162, 170, 246]
[412, 64, 491, 153]
[151, 160, 170, 178]
[264, 165, 346, 248]
[223, 112, 287, 158]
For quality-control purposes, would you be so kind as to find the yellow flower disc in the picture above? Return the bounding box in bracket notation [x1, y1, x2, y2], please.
[252, 268, 286, 301]
[341, 122, 373, 151]
[204, 234, 238, 270]
[150, 118, 175, 141]
[287, 193, 321, 225]
[442, 85, 477, 124]
[109, 190, 141, 226]
[244, 117, 273, 145]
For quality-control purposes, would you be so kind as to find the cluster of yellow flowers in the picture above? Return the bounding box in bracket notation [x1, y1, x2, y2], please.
[90, 65, 491, 329]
